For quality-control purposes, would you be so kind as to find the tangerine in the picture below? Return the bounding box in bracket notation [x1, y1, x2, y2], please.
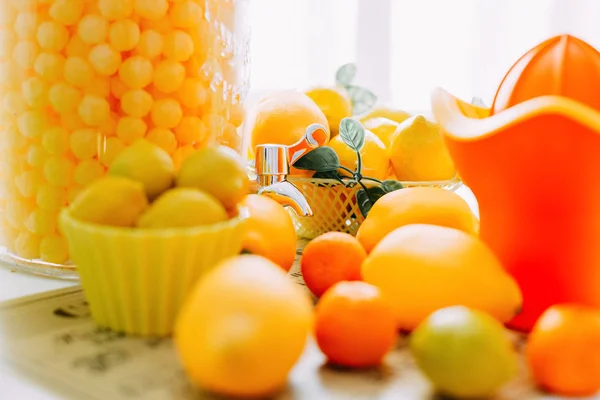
[301, 232, 366, 297]
[314, 281, 397, 368]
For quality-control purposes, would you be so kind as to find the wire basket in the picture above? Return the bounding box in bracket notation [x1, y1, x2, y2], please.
[288, 176, 463, 240]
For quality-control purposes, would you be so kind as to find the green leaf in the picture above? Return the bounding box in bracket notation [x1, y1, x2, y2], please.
[381, 180, 403, 193]
[356, 186, 387, 217]
[312, 170, 346, 185]
[292, 146, 340, 172]
[335, 63, 356, 86]
[346, 85, 377, 115]
[339, 118, 365, 152]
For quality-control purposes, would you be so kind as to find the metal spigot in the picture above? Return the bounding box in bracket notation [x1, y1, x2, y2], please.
[254, 124, 329, 217]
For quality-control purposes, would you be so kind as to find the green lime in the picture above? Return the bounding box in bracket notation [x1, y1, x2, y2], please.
[409, 306, 518, 398]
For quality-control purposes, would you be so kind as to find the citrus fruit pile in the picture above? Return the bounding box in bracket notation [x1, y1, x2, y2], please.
[0, 0, 243, 262]
[173, 184, 599, 399]
[67, 140, 248, 229]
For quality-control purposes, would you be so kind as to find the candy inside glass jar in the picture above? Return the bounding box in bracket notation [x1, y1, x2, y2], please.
[0, 0, 249, 278]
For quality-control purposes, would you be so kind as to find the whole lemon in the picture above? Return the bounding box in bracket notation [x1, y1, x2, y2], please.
[68, 176, 148, 227]
[362, 117, 400, 147]
[361, 224, 523, 330]
[410, 306, 518, 398]
[328, 129, 390, 181]
[137, 188, 228, 229]
[174, 255, 313, 398]
[176, 146, 248, 210]
[356, 186, 479, 253]
[109, 139, 175, 200]
[389, 115, 456, 181]
[358, 105, 411, 125]
[305, 86, 352, 136]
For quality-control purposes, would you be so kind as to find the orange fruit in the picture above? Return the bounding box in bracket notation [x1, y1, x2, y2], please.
[301, 232, 366, 297]
[305, 86, 352, 136]
[526, 304, 600, 397]
[241, 194, 297, 271]
[356, 186, 479, 253]
[362, 224, 523, 331]
[174, 255, 314, 398]
[314, 281, 397, 368]
[246, 90, 330, 176]
[328, 129, 389, 181]
[362, 117, 399, 147]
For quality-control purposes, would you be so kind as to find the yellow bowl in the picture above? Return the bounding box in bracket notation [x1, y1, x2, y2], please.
[288, 176, 462, 239]
[59, 207, 248, 337]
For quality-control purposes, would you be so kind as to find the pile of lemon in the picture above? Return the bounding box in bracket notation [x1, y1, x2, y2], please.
[0, 0, 243, 262]
[247, 88, 456, 182]
[68, 140, 248, 229]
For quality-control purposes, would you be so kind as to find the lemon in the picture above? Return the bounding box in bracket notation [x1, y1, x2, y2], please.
[68, 176, 148, 227]
[109, 139, 175, 200]
[174, 254, 313, 398]
[362, 117, 399, 147]
[389, 115, 456, 181]
[176, 146, 248, 210]
[410, 306, 518, 398]
[136, 187, 228, 229]
[359, 105, 411, 125]
[305, 86, 352, 136]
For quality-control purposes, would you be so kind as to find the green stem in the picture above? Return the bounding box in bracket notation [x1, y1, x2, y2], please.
[361, 177, 382, 184]
[339, 166, 356, 176]
[356, 150, 363, 176]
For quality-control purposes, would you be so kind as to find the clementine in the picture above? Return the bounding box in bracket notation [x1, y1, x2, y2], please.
[301, 232, 366, 297]
[314, 281, 397, 368]
[526, 304, 600, 397]
[241, 194, 297, 271]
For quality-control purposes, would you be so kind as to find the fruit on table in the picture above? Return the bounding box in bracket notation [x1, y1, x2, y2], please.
[174, 255, 313, 398]
[410, 306, 518, 398]
[109, 139, 174, 200]
[137, 187, 228, 229]
[176, 145, 248, 211]
[526, 304, 600, 397]
[356, 186, 479, 253]
[305, 86, 352, 137]
[361, 117, 399, 148]
[314, 281, 397, 368]
[300, 232, 366, 298]
[358, 105, 411, 125]
[362, 224, 522, 330]
[0, 0, 242, 262]
[240, 194, 297, 271]
[246, 90, 330, 175]
[328, 129, 389, 181]
[389, 115, 456, 181]
[68, 176, 148, 227]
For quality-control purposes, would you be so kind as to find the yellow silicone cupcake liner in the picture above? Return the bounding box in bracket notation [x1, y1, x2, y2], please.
[59, 208, 248, 337]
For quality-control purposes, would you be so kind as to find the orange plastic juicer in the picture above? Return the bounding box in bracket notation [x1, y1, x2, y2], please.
[431, 34, 600, 332]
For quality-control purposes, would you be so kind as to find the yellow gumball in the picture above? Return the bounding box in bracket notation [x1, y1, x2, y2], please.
[74, 159, 105, 185]
[85, 77, 110, 98]
[65, 35, 90, 58]
[163, 30, 193, 62]
[135, 29, 163, 59]
[49, 82, 81, 114]
[42, 126, 69, 156]
[121, 89, 153, 117]
[36, 184, 67, 211]
[109, 19, 139, 52]
[18, 110, 48, 139]
[146, 127, 177, 154]
[98, 0, 134, 21]
[110, 77, 127, 99]
[43, 156, 75, 187]
[134, 0, 168, 21]
[13, 41, 38, 69]
[169, 1, 203, 28]
[99, 137, 125, 167]
[36, 21, 69, 52]
[78, 95, 110, 127]
[64, 57, 95, 88]
[49, 0, 84, 26]
[70, 128, 99, 160]
[77, 14, 108, 45]
[151, 98, 182, 129]
[118, 56, 153, 89]
[40, 235, 69, 264]
[14, 12, 37, 40]
[34, 53, 65, 81]
[176, 77, 208, 109]
[21, 77, 49, 108]
[153, 59, 185, 93]
[116, 117, 147, 144]
[174, 116, 205, 145]
[88, 43, 121, 76]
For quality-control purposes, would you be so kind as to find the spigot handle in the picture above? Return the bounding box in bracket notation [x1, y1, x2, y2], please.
[288, 123, 329, 165]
